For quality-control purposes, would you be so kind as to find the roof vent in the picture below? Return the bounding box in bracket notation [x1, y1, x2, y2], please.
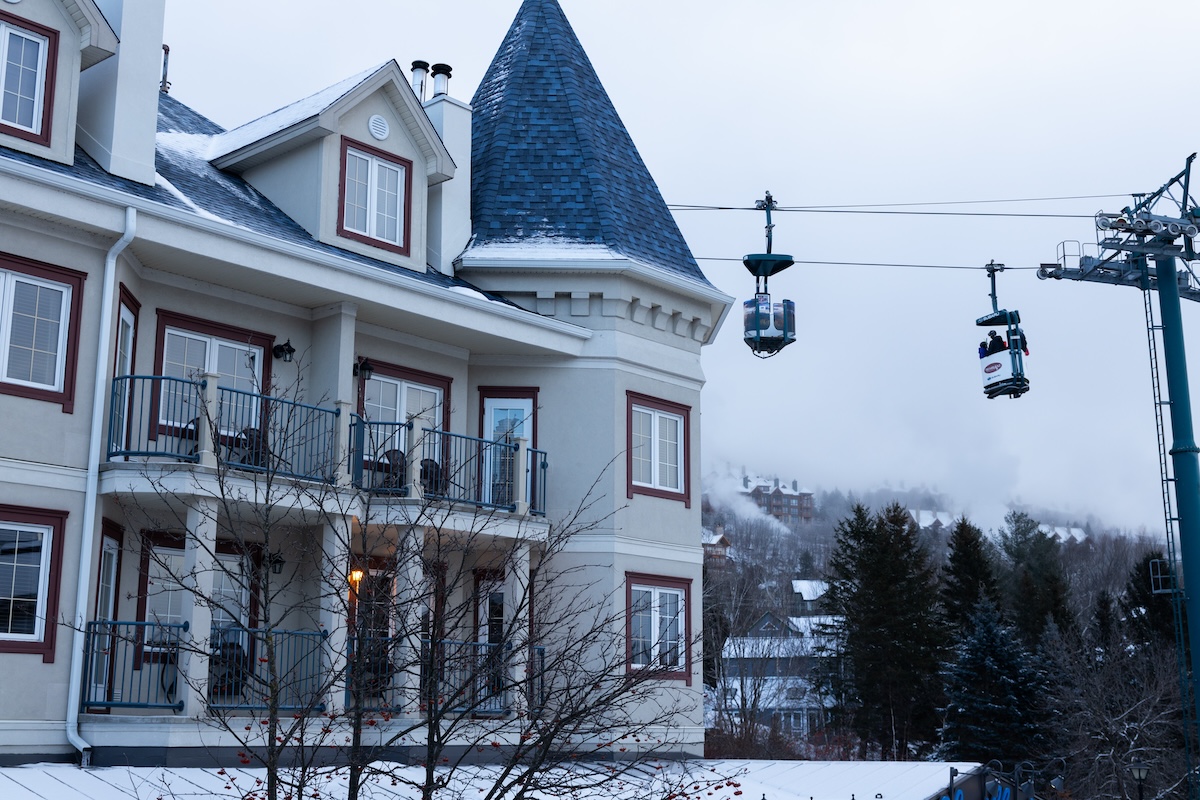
[431, 63, 452, 97]
[368, 114, 390, 141]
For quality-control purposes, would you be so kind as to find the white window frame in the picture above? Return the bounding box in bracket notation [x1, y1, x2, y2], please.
[342, 146, 407, 247]
[0, 20, 48, 135]
[144, 546, 249, 647]
[0, 269, 70, 392]
[160, 327, 262, 432]
[629, 583, 685, 671]
[630, 404, 684, 493]
[0, 520, 52, 642]
[362, 374, 443, 455]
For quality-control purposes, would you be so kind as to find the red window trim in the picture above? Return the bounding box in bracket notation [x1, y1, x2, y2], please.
[94, 518, 124, 619]
[0, 504, 67, 662]
[336, 137, 414, 257]
[625, 391, 691, 508]
[115, 283, 141, 376]
[134, 530, 262, 666]
[356, 358, 452, 434]
[625, 571, 692, 685]
[150, 309, 275, 441]
[0, 11, 57, 147]
[477, 386, 539, 447]
[0, 252, 85, 413]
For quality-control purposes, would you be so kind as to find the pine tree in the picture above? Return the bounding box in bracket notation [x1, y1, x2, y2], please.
[1120, 549, 1179, 646]
[939, 516, 999, 633]
[998, 511, 1072, 645]
[940, 601, 1049, 762]
[823, 503, 945, 758]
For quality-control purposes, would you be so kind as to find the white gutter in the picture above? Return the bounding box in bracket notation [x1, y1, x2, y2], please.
[65, 206, 136, 766]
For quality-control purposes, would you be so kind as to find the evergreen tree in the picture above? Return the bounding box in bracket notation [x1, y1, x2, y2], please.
[940, 601, 1050, 763]
[823, 503, 945, 758]
[939, 516, 999, 633]
[1120, 549, 1179, 646]
[998, 511, 1072, 645]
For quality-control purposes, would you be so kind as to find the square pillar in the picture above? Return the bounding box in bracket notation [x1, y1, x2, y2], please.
[181, 497, 217, 716]
[320, 516, 352, 714]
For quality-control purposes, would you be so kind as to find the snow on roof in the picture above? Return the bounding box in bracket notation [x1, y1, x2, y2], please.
[791, 579, 828, 599]
[741, 474, 812, 496]
[909, 509, 955, 529]
[209, 63, 386, 159]
[0, 760, 983, 800]
[464, 237, 624, 261]
[1038, 524, 1088, 544]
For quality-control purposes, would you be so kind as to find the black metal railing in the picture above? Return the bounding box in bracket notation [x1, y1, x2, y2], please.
[81, 620, 188, 712]
[349, 417, 412, 495]
[422, 639, 511, 715]
[107, 377, 340, 482]
[207, 627, 329, 712]
[420, 429, 518, 511]
[528, 448, 548, 516]
[344, 635, 403, 712]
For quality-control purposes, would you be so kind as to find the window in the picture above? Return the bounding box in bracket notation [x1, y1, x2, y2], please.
[358, 362, 450, 458]
[626, 392, 691, 506]
[338, 138, 412, 255]
[480, 388, 538, 507]
[138, 533, 253, 648]
[0, 12, 55, 144]
[0, 505, 66, 661]
[0, 254, 84, 411]
[626, 572, 691, 683]
[153, 310, 273, 435]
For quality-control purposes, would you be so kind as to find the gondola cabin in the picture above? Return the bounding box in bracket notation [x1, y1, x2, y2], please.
[744, 292, 796, 356]
[977, 309, 1029, 399]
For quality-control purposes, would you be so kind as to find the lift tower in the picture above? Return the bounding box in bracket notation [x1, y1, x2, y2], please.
[1041, 155, 1200, 787]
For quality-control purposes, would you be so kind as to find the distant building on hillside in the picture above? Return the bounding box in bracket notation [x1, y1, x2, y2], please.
[908, 509, 955, 535]
[741, 474, 814, 528]
[791, 579, 828, 616]
[1038, 524, 1088, 545]
[703, 525, 732, 567]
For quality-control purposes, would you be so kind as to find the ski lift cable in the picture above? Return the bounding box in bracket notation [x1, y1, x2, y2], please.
[669, 192, 1131, 211]
[695, 257, 1043, 270]
[671, 206, 1093, 219]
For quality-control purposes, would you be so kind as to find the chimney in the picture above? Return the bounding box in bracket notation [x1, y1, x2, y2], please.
[423, 62, 470, 276]
[431, 63, 452, 97]
[410, 60, 429, 102]
[77, 0, 166, 186]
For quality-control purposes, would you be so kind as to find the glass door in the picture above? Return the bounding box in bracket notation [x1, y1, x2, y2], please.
[482, 397, 532, 506]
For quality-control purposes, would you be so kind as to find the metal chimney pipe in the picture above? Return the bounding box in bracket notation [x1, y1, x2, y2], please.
[411, 60, 429, 101]
[431, 63, 452, 97]
[160, 44, 170, 93]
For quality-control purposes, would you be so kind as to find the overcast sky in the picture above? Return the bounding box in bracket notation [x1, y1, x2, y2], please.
[161, 0, 1200, 534]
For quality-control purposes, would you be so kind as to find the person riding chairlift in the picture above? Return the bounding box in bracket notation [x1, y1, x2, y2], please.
[986, 330, 1006, 355]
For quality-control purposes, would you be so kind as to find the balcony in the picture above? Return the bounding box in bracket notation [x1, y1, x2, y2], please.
[107, 375, 340, 483]
[80, 621, 329, 715]
[351, 419, 548, 515]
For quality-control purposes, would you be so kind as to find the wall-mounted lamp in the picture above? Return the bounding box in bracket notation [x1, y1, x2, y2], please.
[349, 568, 365, 585]
[268, 552, 285, 575]
[353, 358, 374, 382]
[272, 340, 296, 362]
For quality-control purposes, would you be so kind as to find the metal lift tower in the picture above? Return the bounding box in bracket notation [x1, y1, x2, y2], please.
[1041, 155, 1200, 792]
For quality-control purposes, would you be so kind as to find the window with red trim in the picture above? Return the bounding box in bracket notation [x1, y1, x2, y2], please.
[0, 504, 66, 662]
[337, 138, 413, 256]
[0, 11, 57, 145]
[626, 572, 691, 684]
[626, 392, 691, 506]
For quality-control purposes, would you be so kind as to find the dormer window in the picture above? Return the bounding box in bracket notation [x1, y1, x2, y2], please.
[337, 138, 412, 256]
[0, 12, 55, 145]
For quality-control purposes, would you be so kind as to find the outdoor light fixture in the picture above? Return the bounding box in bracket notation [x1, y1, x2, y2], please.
[268, 552, 285, 575]
[353, 358, 374, 382]
[349, 568, 365, 585]
[1129, 763, 1150, 783]
[272, 340, 296, 362]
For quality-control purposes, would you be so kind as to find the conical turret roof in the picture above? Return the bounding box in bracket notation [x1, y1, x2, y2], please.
[470, 0, 710, 286]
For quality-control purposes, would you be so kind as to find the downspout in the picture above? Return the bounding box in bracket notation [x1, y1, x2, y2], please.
[66, 206, 136, 766]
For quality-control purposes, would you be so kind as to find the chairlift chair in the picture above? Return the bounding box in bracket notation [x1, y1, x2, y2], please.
[976, 262, 1030, 400]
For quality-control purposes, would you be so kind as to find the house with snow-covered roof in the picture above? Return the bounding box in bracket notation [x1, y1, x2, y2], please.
[0, 0, 728, 766]
[740, 474, 814, 528]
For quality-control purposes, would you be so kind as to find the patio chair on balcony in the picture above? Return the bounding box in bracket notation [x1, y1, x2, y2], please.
[238, 426, 270, 469]
[208, 639, 250, 702]
[420, 458, 447, 495]
[377, 449, 406, 491]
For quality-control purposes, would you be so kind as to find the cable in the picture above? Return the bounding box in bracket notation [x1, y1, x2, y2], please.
[695, 257, 1044, 270]
[669, 191, 1129, 211]
[672, 206, 1092, 219]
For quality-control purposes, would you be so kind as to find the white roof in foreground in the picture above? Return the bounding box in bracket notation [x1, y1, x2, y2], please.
[0, 759, 982, 800]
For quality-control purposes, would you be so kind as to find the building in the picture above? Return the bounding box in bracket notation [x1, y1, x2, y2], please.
[908, 509, 955, 535]
[0, 0, 729, 766]
[741, 475, 814, 528]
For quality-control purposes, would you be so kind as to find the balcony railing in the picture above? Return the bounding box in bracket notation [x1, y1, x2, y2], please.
[351, 420, 548, 515]
[344, 635, 403, 712]
[207, 627, 329, 712]
[424, 639, 511, 715]
[107, 376, 340, 483]
[81, 620, 188, 712]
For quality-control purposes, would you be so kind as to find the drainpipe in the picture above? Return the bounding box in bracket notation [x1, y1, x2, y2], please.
[65, 206, 136, 766]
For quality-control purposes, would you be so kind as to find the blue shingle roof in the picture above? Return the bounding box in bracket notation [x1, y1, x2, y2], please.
[469, 0, 711, 287]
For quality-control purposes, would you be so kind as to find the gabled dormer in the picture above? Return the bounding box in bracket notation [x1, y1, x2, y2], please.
[0, 0, 116, 166]
[209, 61, 455, 275]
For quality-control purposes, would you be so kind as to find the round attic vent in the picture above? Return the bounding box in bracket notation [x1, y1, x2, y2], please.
[368, 115, 390, 141]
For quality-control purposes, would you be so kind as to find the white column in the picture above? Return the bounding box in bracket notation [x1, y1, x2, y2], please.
[395, 525, 426, 717]
[197, 372, 219, 468]
[334, 400, 354, 486]
[320, 516, 351, 714]
[506, 542, 531, 715]
[513, 438, 529, 516]
[181, 497, 217, 716]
